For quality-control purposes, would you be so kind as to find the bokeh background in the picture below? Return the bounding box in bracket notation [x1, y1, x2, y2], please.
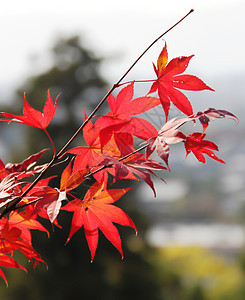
[0, 1, 245, 299]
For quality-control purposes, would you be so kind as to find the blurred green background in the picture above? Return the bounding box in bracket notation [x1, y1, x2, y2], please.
[1, 1, 245, 299]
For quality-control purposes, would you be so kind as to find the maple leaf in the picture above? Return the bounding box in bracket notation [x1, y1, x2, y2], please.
[6, 211, 49, 244]
[0, 149, 49, 182]
[196, 108, 239, 133]
[26, 161, 88, 225]
[45, 162, 90, 224]
[0, 150, 50, 212]
[66, 112, 121, 182]
[4, 149, 48, 174]
[15, 177, 63, 225]
[98, 140, 166, 197]
[96, 82, 160, 146]
[60, 162, 90, 193]
[184, 132, 225, 163]
[68, 111, 121, 162]
[146, 116, 190, 168]
[0, 90, 59, 130]
[148, 42, 214, 120]
[63, 182, 136, 261]
[29, 186, 60, 218]
[46, 191, 66, 223]
[0, 221, 45, 270]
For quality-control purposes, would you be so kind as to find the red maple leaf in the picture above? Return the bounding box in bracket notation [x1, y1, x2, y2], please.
[148, 42, 214, 120]
[0, 220, 46, 285]
[98, 139, 166, 196]
[65, 112, 122, 182]
[0, 90, 59, 130]
[67, 111, 121, 163]
[96, 82, 160, 146]
[0, 149, 49, 182]
[184, 132, 225, 163]
[63, 182, 136, 261]
[6, 211, 49, 244]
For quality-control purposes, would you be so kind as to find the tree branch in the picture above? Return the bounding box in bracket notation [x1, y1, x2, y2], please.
[0, 9, 194, 218]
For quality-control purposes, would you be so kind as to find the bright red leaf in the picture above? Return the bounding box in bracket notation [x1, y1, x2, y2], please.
[0, 90, 59, 130]
[0, 221, 46, 281]
[96, 82, 160, 145]
[63, 182, 136, 261]
[184, 132, 225, 163]
[66, 113, 121, 183]
[6, 211, 49, 245]
[148, 42, 214, 120]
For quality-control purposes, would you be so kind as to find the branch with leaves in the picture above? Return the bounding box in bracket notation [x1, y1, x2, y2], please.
[0, 10, 238, 286]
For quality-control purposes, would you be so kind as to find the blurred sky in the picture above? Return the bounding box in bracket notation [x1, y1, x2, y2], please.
[0, 0, 245, 103]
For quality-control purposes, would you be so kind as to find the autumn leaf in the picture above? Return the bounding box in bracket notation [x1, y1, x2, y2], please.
[196, 108, 239, 133]
[29, 186, 60, 218]
[96, 82, 160, 145]
[63, 182, 136, 261]
[5, 149, 48, 174]
[0, 149, 49, 182]
[107, 82, 160, 118]
[7, 211, 49, 244]
[66, 113, 121, 183]
[98, 142, 166, 196]
[184, 132, 225, 163]
[46, 191, 67, 224]
[66, 111, 120, 166]
[146, 116, 190, 168]
[45, 161, 89, 224]
[0, 221, 45, 271]
[148, 42, 214, 120]
[17, 177, 64, 224]
[0, 90, 59, 130]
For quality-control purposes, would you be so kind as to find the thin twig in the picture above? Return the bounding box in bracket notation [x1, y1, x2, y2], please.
[56, 9, 194, 158]
[44, 129, 56, 156]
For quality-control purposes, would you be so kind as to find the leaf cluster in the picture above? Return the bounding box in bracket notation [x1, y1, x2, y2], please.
[0, 37, 238, 285]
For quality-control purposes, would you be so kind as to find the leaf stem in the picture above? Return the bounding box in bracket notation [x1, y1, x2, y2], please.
[44, 129, 56, 156]
[117, 79, 156, 87]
